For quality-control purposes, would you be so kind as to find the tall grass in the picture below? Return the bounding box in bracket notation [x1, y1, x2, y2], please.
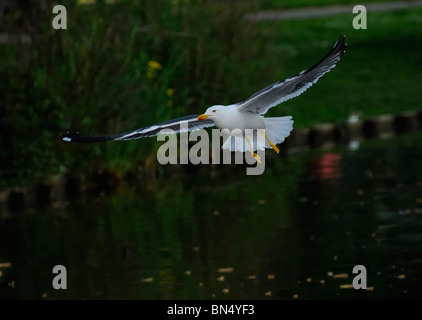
[1, 0, 265, 186]
[259, 0, 401, 10]
[1, 0, 421, 187]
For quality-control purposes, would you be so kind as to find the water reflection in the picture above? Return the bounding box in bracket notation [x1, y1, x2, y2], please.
[1, 132, 422, 299]
[309, 153, 342, 182]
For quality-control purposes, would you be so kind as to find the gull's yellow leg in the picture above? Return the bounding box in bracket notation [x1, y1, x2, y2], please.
[261, 130, 280, 154]
[245, 137, 261, 164]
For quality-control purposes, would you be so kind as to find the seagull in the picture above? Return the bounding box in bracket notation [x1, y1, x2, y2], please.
[61, 35, 347, 163]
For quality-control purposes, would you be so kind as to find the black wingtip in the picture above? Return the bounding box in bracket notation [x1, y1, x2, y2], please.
[60, 131, 114, 143]
[332, 33, 347, 58]
[335, 34, 346, 47]
[339, 33, 347, 48]
[304, 34, 347, 74]
[60, 131, 77, 142]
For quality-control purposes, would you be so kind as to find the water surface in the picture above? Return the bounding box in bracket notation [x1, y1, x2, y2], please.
[1, 132, 422, 299]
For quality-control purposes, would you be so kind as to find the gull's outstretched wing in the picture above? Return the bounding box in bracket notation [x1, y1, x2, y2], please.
[238, 34, 347, 115]
[61, 115, 215, 143]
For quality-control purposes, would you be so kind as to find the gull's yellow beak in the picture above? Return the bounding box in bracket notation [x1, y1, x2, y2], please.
[197, 114, 210, 121]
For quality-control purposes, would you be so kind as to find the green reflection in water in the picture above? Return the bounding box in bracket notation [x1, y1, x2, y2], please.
[1, 131, 422, 299]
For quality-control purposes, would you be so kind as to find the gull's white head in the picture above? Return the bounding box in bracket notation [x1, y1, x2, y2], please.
[197, 105, 225, 121]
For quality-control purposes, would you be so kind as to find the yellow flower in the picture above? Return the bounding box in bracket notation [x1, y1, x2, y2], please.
[147, 60, 162, 70]
[166, 88, 175, 96]
[167, 100, 173, 107]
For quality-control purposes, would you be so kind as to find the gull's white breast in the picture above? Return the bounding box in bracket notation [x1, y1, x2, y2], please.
[212, 106, 265, 135]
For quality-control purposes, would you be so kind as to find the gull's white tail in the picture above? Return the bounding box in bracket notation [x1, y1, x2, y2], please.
[262, 116, 294, 148]
[221, 116, 294, 152]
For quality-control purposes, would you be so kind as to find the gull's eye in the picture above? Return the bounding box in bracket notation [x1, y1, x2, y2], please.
[212, 110, 216, 113]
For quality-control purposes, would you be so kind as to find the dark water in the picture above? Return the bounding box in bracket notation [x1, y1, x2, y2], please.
[1, 132, 422, 300]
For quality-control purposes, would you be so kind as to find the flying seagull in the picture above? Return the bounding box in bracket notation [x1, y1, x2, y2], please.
[61, 35, 347, 163]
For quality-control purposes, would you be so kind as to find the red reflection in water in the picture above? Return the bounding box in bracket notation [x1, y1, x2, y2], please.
[310, 153, 342, 181]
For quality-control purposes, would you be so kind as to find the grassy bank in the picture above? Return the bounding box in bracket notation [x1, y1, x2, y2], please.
[1, 0, 421, 188]
[260, 0, 404, 10]
[258, 8, 422, 126]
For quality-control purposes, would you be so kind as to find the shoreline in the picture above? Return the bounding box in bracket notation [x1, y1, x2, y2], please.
[1, 109, 421, 215]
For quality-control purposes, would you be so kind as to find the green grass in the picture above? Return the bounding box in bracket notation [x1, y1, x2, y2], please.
[254, 8, 422, 126]
[1, 0, 421, 187]
[259, 0, 406, 10]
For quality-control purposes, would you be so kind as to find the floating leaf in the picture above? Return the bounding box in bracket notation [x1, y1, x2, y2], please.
[333, 273, 349, 279]
[0, 262, 11, 268]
